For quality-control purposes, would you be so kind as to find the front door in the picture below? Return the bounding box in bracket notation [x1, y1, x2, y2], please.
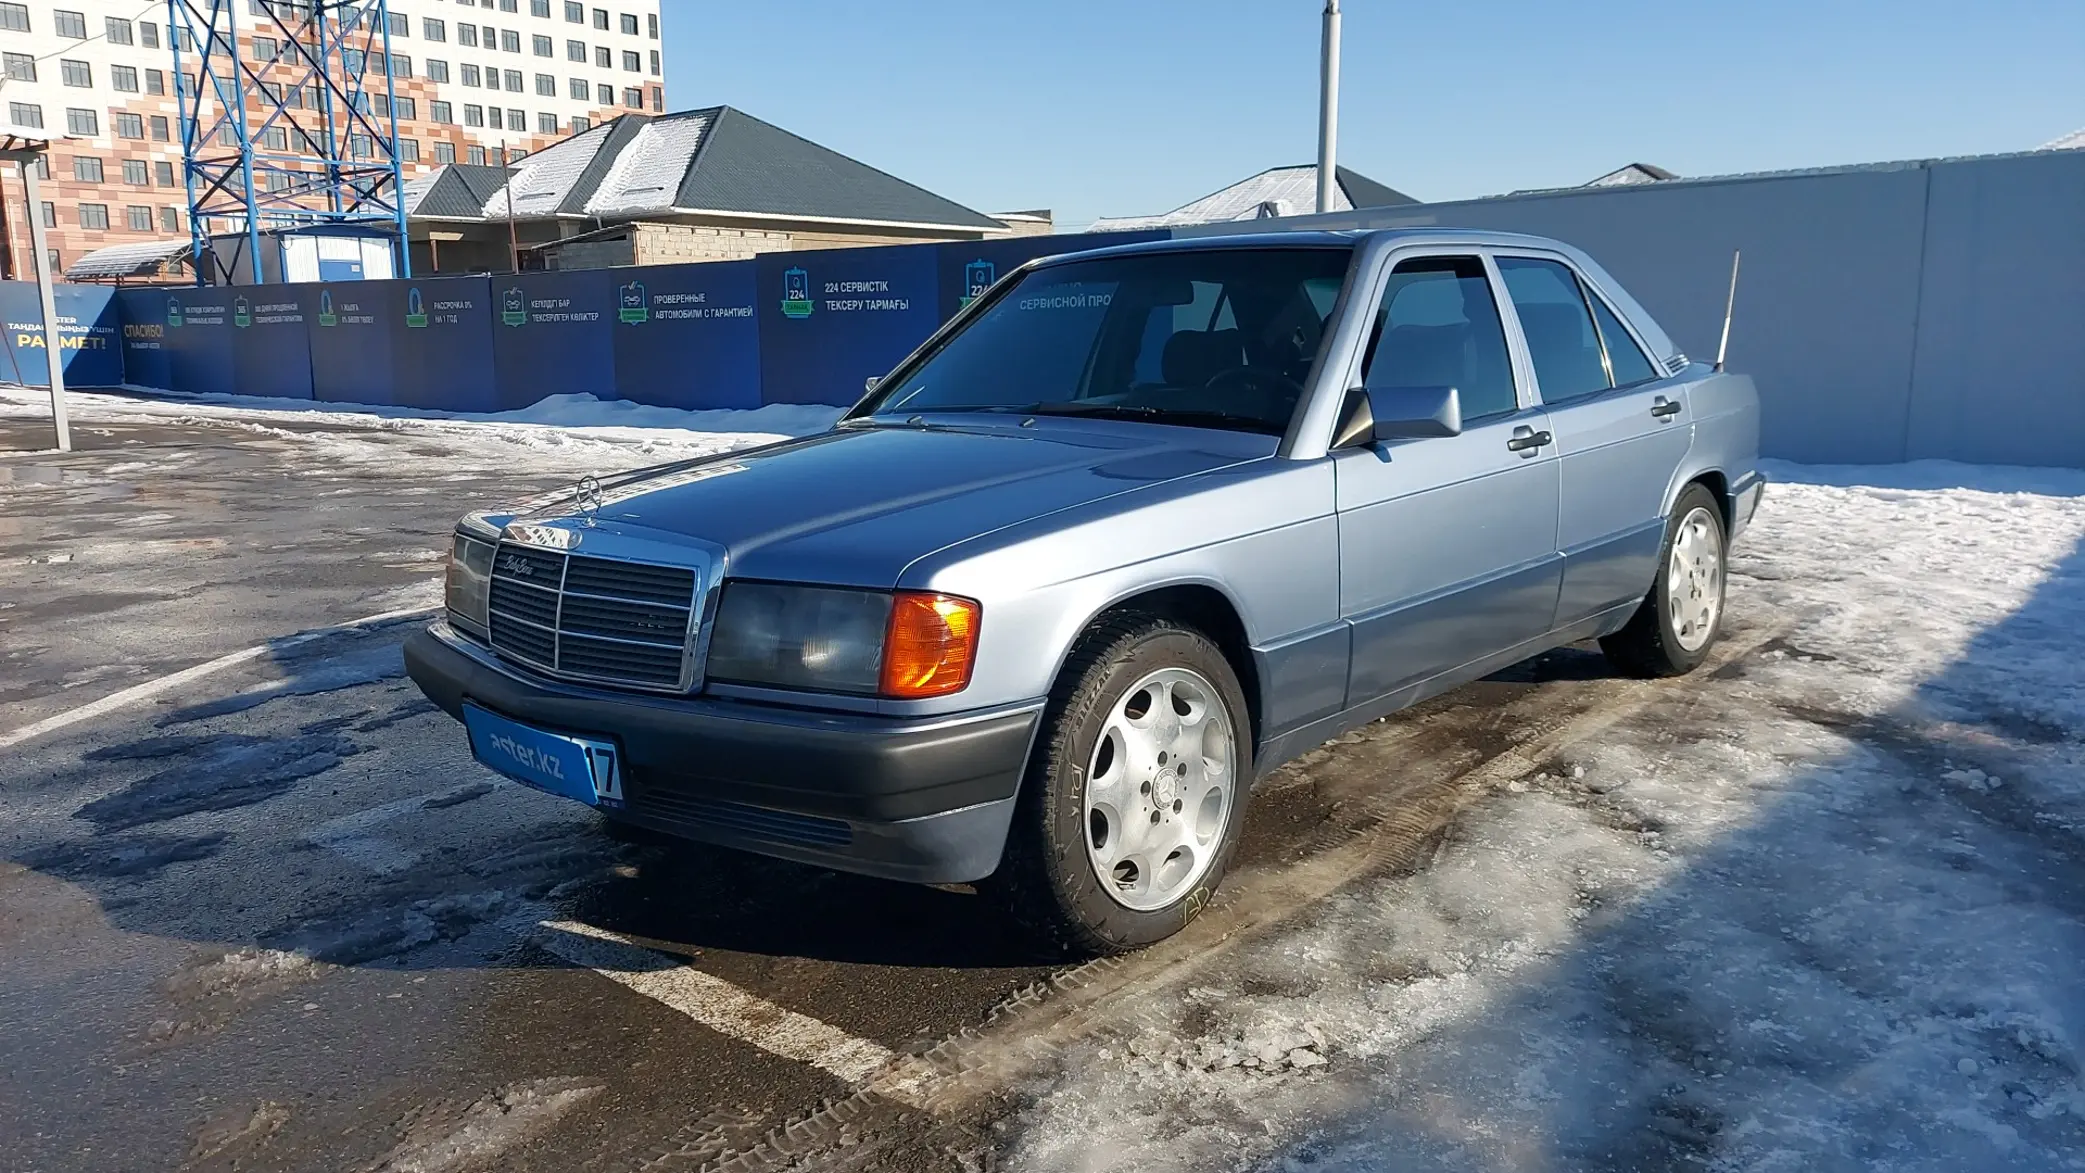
[1335, 254, 1562, 706]
[1495, 256, 1695, 624]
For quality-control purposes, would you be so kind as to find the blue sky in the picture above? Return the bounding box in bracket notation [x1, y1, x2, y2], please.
[664, 1, 2085, 230]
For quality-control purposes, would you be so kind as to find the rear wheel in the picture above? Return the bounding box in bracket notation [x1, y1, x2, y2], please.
[1601, 483, 1727, 677]
[989, 614, 1252, 956]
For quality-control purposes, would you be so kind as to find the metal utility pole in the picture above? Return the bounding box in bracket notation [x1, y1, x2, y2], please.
[502, 141, 520, 273]
[1316, 0, 1341, 214]
[3, 139, 69, 451]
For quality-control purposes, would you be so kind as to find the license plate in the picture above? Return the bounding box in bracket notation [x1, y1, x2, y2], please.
[462, 703, 624, 808]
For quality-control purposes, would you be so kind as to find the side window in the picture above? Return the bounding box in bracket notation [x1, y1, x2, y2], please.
[1362, 256, 1517, 420]
[1497, 257, 1608, 403]
[1587, 292, 1658, 387]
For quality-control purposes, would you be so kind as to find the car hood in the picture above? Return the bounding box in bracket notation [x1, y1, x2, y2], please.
[507, 419, 1274, 587]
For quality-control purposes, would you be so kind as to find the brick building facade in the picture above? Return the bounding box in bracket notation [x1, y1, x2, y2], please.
[0, 0, 664, 280]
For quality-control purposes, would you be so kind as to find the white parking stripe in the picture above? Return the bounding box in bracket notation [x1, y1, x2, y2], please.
[0, 602, 438, 750]
[535, 919, 900, 1088]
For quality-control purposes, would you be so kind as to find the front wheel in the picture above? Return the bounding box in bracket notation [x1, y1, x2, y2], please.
[989, 615, 1252, 956]
[1601, 483, 1728, 677]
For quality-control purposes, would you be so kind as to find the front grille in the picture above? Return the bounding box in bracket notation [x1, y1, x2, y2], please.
[485, 543, 699, 692]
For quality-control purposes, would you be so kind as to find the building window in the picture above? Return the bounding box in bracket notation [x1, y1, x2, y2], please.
[500, 0, 518, 12]
[115, 112, 144, 138]
[537, 111, 557, 133]
[0, 3, 29, 33]
[146, 69, 166, 95]
[592, 8, 608, 30]
[150, 115, 171, 141]
[350, 133, 372, 158]
[394, 95, 418, 119]
[531, 0, 551, 16]
[500, 28, 520, 53]
[504, 68, 522, 91]
[140, 20, 159, 47]
[7, 102, 40, 128]
[534, 72, 554, 96]
[463, 104, 484, 127]
[458, 24, 478, 47]
[649, 85, 662, 112]
[424, 17, 446, 41]
[431, 99, 453, 123]
[122, 158, 149, 184]
[487, 107, 503, 130]
[460, 63, 480, 86]
[79, 203, 109, 230]
[2, 52, 33, 82]
[127, 205, 152, 232]
[594, 45, 609, 67]
[106, 16, 133, 44]
[434, 140, 456, 163]
[620, 87, 640, 109]
[162, 207, 180, 232]
[40, 201, 54, 228]
[388, 54, 411, 76]
[533, 33, 552, 56]
[507, 106, 524, 127]
[619, 12, 637, 35]
[569, 115, 589, 133]
[467, 144, 486, 165]
[481, 23, 496, 46]
[216, 123, 237, 146]
[388, 12, 408, 36]
[343, 48, 365, 72]
[400, 137, 419, 162]
[261, 125, 287, 150]
[112, 65, 140, 92]
[566, 77, 587, 100]
[567, 39, 586, 62]
[596, 82, 612, 106]
[647, 12, 657, 38]
[60, 60, 92, 87]
[155, 159, 175, 186]
[53, 9, 86, 38]
[425, 59, 450, 83]
[564, 1, 583, 22]
[648, 49, 659, 75]
[66, 108, 98, 136]
[252, 36, 279, 62]
[620, 49, 638, 71]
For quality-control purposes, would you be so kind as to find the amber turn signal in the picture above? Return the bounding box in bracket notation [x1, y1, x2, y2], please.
[880, 592, 981, 698]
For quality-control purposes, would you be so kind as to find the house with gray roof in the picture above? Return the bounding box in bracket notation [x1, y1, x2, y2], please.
[402, 106, 1012, 273]
[1086, 164, 1416, 231]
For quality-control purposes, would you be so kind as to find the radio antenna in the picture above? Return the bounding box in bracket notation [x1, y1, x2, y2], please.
[1713, 249, 1741, 372]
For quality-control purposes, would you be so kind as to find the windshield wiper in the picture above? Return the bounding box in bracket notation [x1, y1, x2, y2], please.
[1020, 402, 1278, 434]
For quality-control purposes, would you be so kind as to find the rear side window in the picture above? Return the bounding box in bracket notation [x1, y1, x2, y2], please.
[1587, 292, 1658, 386]
[1497, 257, 1609, 403]
[1363, 256, 1518, 420]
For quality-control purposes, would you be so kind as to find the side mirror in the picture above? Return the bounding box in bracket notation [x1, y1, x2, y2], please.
[864, 376, 881, 393]
[1333, 385, 1463, 448]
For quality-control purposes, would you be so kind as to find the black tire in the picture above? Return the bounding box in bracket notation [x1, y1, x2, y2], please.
[1601, 483, 1728, 678]
[987, 613, 1254, 957]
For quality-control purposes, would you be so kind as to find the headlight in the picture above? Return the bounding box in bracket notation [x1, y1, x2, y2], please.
[706, 583, 980, 698]
[445, 533, 495, 638]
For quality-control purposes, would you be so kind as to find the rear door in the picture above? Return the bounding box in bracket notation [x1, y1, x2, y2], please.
[1334, 253, 1561, 706]
[1495, 255, 1694, 627]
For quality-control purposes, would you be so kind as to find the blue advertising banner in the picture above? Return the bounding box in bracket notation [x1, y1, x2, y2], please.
[933, 230, 1166, 324]
[115, 288, 172, 389]
[161, 287, 240, 394]
[490, 269, 616, 410]
[389, 276, 497, 412]
[0, 282, 123, 387]
[610, 261, 762, 410]
[309, 281, 399, 406]
[755, 244, 940, 407]
[229, 285, 316, 400]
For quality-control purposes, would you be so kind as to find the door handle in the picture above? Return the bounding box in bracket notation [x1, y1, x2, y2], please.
[1650, 396, 1682, 419]
[1505, 428, 1552, 453]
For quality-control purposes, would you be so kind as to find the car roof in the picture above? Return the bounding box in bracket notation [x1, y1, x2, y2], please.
[1027, 227, 1573, 268]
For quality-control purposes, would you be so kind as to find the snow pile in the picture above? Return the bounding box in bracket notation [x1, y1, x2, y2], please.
[1005, 469, 2085, 1172]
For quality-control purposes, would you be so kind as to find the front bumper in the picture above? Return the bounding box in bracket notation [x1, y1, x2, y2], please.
[404, 624, 1040, 883]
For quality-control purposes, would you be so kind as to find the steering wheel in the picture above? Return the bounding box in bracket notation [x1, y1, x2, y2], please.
[1202, 365, 1306, 412]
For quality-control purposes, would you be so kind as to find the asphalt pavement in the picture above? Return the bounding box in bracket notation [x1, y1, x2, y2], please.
[0, 410, 1772, 1172]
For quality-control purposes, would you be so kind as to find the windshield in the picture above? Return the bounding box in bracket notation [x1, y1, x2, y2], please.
[865, 247, 1351, 435]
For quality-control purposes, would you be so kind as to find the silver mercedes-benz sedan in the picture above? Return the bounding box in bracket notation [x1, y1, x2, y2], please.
[405, 229, 1764, 954]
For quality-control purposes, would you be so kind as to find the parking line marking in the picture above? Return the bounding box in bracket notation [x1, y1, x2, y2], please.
[0, 603, 437, 751]
[535, 919, 900, 1088]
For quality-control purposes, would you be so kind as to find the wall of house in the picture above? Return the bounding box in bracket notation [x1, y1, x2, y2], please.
[630, 222, 792, 265]
[1188, 149, 2085, 468]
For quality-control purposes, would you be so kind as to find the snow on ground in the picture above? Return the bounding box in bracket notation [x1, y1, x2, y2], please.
[1005, 466, 2085, 1172]
[0, 386, 841, 475]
